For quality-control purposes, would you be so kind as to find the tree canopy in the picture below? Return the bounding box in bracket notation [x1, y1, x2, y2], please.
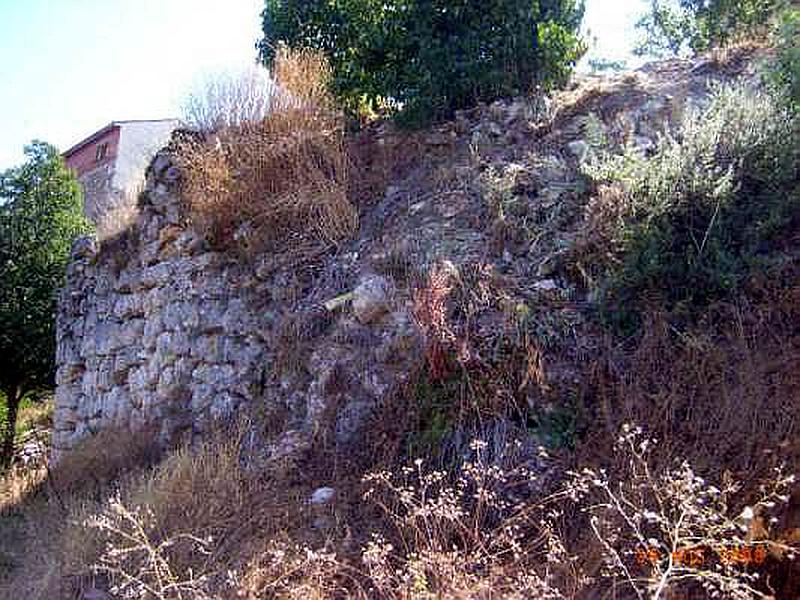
[0, 141, 91, 464]
[635, 0, 787, 57]
[258, 0, 586, 122]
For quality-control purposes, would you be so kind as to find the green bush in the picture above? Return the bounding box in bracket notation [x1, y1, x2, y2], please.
[767, 7, 800, 109]
[258, 0, 586, 123]
[584, 81, 799, 331]
[635, 0, 788, 57]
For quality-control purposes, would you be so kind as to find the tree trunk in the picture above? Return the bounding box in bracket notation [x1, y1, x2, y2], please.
[1, 386, 21, 467]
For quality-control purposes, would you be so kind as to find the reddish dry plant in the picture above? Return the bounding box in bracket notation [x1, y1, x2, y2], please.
[410, 263, 537, 424]
[411, 263, 457, 382]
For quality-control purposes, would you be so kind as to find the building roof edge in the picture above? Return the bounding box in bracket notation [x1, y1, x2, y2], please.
[63, 119, 180, 158]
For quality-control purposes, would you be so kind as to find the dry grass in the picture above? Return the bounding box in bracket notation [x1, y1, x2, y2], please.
[553, 273, 800, 598]
[236, 443, 577, 599]
[0, 426, 163, 599]
[16, 397, 54, 432]
[0, 419, 324, 599]
[182, 65, 275, 133]
[49, 425, 162, 497]
[586, 280, 800, 483]
[83, 427, 270, 598]
[175, 46, 357, 259]
[0, 461, 46, 511]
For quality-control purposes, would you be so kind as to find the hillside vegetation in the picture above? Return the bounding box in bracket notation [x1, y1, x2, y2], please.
[2, 9, 800, 600]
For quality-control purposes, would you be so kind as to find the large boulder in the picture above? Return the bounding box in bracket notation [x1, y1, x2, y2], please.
[352, 275, 394, 324]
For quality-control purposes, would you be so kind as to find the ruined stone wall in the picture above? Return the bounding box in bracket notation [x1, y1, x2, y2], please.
[53, 150, 420, 460]
[54, 155, 269, 456]
[53, 54, 752, 461]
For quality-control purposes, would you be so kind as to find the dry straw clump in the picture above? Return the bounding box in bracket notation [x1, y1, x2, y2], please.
[176, 46, 357, 259]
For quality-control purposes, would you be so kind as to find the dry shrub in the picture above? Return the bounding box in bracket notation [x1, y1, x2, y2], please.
[176, 46, 357, 259]
[83, 421, 324, 599]
[183, 65, 275, 133]
[84, 429, 257, 599]
[86, 495, 217, 600]
[239, 541, 360, 599]
[559, 275, 800, 597]
[358, 442, 575, 599]
[49, 425, 162, 497]
[0, 419, 313, 599]
[588, 283, 800, 483]
[0, 427, 163, 599]
[238, 440, 577, 599]
[566, 424, 797, 600]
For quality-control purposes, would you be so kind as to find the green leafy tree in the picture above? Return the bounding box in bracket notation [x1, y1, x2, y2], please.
[635, 0, 787, 57]
[0, 141, 91, 465]
[258, 0, 586, 122]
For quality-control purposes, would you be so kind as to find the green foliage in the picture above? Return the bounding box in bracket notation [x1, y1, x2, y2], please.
[406, 374, 457, 458]
[533, 403, 579, 450]
[0, 141, 91, 462]
[258, 0, 586, 123]
[635, 0, 787, 57]
[584, 82, 799, 331]
[766, 7, 800, 110]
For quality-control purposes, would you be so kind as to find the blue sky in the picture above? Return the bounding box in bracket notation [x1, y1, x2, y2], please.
[0, 0, 648, 170]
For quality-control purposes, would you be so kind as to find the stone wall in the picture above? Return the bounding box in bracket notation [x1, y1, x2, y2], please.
[54, 156, 259, 455]
[53, 54, 755, 461]
[53, 150, 421, 460]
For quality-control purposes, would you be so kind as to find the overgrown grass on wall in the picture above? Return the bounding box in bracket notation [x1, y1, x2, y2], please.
[175, 46, 358, 260]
